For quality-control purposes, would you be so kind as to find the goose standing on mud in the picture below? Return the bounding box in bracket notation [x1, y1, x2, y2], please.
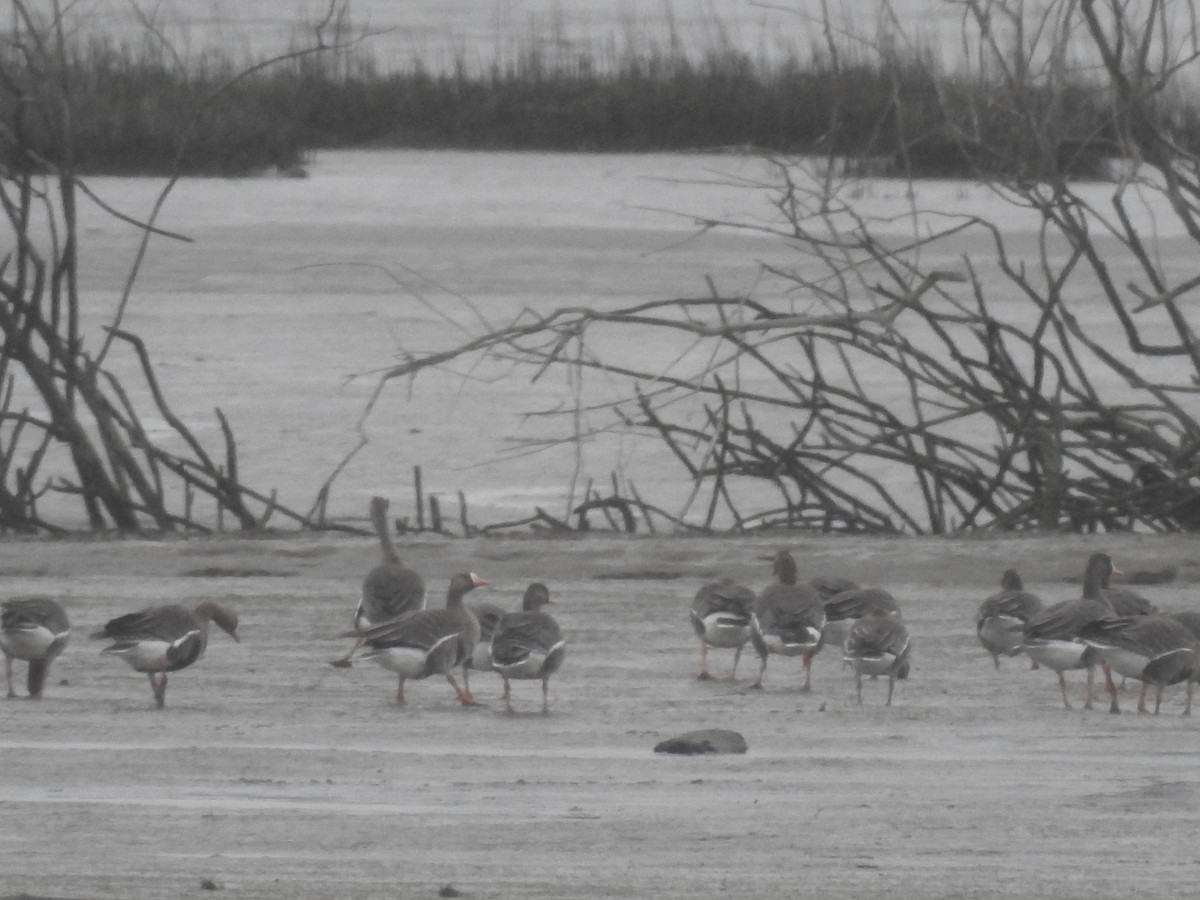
[1, 597, 70, 699]
[844, 607, 912, 706]
[1020, 552, 1117, 710]
[749, 550, 826, 691]
[331, 495, 426, 668]
[92, 601, 240, 708]
[1080, 614, 1198, 714]
[352, 572, 486, 707]
[976, 568, 1044, 669]
[490, 582, 566, 713]
[471, 581, 555, 675]
[689, 577, 756, 680]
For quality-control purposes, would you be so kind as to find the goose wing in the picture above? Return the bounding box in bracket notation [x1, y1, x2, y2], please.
[825, 587, 900, 622]
[358, 609, 466, 655]
[92, 605, 198, 642]
[1023, 597, 1108, 641]
[492, 611, 563, 657]
[2, 597, 69, 635]
[692, 580, 755, 619]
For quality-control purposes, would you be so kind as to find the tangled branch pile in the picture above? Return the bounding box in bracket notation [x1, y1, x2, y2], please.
[371, 0, 1200, 535]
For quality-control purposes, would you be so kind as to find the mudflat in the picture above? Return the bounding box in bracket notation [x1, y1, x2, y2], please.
[2, 530, 1198, 899]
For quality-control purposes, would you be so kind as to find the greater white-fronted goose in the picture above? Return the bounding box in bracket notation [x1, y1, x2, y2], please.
[823, 585, 902, 649]
[1080, 614, 1198, 714]
[689, 577, 756, 680]
[749, 550, 826, 691]
[352, 572, 486, 707]
[843, 608, 911, 706]
[490, 582, 566, 713]
[470, 582, 554, 673]
[976, 568, 1044, 669]
[1, 597, 70, 699]
[92, 601, 240, 708]
[1098, 572, 1158, 692]
[331, 495, 427, 668]
[1021, 552, 1117, 710]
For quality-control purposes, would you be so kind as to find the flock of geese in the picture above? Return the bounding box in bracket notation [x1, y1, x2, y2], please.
[1, 494, 1195, 717]
[0, 497, 566, 712]
[692, 546, 1200, 713]
[691, 548, 912, 706]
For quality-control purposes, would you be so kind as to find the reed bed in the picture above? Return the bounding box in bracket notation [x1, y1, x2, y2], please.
[1, 21, 1195, 178]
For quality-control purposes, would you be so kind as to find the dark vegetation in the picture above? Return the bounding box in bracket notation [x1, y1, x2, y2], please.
[3, 13, 1197, 178]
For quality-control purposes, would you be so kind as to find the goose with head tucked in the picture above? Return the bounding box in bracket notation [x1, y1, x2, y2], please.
[689, 577, 756, 680]
[351, 572, 486, 707]
[331, 495, 426, 668]
[1021, 552, 1117, 710]
[844, 608, 912, 706]
[490, 582, 566, 713]
[1, 597, 70, 699]
[749, 550, 826, 691]
[976, 568, 1044, 670]
[92, 601, 240, 708]
[1080, 613, 1198, 714]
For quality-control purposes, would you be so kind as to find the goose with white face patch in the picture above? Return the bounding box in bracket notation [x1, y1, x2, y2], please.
[352, 572, 486, 707]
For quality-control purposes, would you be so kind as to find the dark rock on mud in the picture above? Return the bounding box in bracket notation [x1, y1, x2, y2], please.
[654, 728, 748, 755]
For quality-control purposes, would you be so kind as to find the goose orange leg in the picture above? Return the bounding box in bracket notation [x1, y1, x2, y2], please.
[697, 644, 713, 680]
[447, 672, 476, 706]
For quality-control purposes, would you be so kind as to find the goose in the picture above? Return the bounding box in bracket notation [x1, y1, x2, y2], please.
[1021, 552, 1117, 710]
[975, 568, 1044, 669]
[823, 585, 902, 650]
[490, 582, 566, 713]
[1102, 577, 1157, 617]
[470, 582, 554, 673]
[352, 572, 486, 707]
[331, 495, 426, 668]
[1098, 570, 1158, 692]
[689, 577, 756, 680]
[749, 550, 826, 691]
[1080, 614, 1199, 714]
[844, 608, 911, 706]
[1, 597, 71, 699]
[92, 601, 240, 708]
